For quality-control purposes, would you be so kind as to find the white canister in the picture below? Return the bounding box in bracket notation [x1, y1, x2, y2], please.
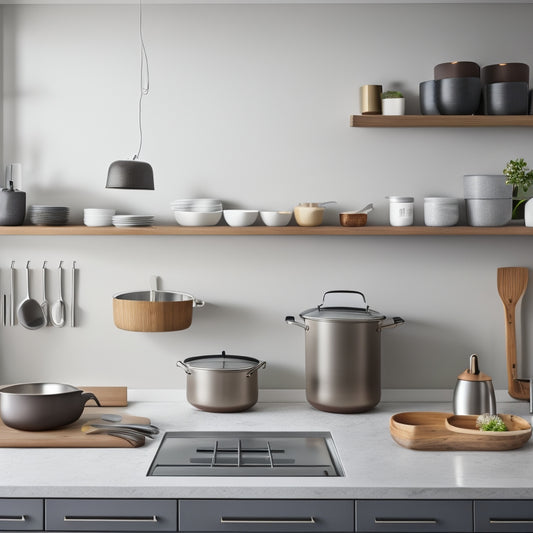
[387, 196, 414, 226]
[525, 198, 533, 227]
[424, 197, 460, 227]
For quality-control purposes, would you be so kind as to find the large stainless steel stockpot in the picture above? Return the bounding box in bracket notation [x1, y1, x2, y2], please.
[286, 290, 404, 414]
[176, 351, 266, 413]
[0, 383, 101, 431]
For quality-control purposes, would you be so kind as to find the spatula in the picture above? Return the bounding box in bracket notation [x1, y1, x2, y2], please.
[497, 267, 530, 400]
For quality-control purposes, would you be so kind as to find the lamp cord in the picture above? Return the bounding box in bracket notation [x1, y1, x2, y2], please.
[134, 0, 150, 161]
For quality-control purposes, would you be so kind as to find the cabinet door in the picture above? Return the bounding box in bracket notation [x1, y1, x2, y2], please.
[0, 499, 43, 531]
[179, 499, 354, 532]
[356, 500, 472, 532]
[45, 499, 177, 532]
[475, 500, 533, 532]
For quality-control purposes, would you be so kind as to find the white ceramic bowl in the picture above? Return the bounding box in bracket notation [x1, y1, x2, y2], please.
[84, 216, 113, 227]
[260, 211, 292, 227]
[173, 210, 222, 227]
[84, 208, 116, 216]
[223, 210, 258, 227]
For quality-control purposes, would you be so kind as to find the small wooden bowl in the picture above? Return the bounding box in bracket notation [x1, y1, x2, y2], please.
[340, 212, 367, 227]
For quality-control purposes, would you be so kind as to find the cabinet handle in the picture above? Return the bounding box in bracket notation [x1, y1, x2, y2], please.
[220, 517, 316, 524]
[375, 519, 438, 524]
[64, 515, 158, 523]
[0, 515, 26, 522]
[490, 519, 533, 524]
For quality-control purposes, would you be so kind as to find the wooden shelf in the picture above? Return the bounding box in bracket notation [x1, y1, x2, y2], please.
[350, 115, 533, 128]
[1, 225, 533, 236]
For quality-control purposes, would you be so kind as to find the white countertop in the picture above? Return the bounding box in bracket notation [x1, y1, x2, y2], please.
[1, 397, 532, 499]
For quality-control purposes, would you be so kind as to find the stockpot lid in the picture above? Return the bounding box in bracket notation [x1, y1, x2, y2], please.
[183, 351, 260, 371]
[299, 290, 386, 323]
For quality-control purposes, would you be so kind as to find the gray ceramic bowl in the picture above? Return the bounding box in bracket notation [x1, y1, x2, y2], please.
[436, 77, 481, 115]
[465, 198, 512, 227]
[483, 81, 529, 115]
[419, 80, 440, 115]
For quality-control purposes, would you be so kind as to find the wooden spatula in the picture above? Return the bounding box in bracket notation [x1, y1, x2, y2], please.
[497, 267, 529, 400]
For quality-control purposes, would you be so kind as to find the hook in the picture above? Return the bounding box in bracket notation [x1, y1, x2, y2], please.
[10, 260, 15, 269]
[42, 260, 47, 269]
[58, 260, 63, 269]
[25, 260, 30, 269]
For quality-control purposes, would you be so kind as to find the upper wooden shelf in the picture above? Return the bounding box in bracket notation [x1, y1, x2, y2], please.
[1, 225, 533, 236]
[350, 115, 533, 128]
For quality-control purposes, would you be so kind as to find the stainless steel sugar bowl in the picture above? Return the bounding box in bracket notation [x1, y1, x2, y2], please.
[453, 354, 497, 415]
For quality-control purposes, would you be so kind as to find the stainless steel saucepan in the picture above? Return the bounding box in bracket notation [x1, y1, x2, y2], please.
[0, 383, 101, 431]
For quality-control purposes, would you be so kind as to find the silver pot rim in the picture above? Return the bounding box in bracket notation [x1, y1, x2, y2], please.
[0, 382, 81, 396]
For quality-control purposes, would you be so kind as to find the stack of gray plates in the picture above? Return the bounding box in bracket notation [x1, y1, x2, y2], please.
[28, 205, 70, 226]
[112, 215, 154, 227]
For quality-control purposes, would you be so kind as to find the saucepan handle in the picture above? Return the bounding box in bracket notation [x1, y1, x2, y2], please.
[81, 392, 102, 407]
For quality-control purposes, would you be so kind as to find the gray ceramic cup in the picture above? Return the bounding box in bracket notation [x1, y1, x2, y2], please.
[419, 80, 440, 115]
[484, 81, 529, 115]
[436, 77, 481, 115]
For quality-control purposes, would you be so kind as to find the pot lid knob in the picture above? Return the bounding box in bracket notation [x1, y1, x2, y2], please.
[457, 353, 492, 382]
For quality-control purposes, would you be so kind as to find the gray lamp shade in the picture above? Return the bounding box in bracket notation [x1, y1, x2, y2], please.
[106, 160, 154, 190]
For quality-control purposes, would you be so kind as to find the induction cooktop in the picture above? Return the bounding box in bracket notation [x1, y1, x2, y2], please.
[147, 431, 344, 477]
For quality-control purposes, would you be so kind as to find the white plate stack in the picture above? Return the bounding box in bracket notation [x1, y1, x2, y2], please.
[84, 208, 116, 227]
[171, 198, 223, 226]
[112, 214, 154, 227]
[28, 205, 70, 226]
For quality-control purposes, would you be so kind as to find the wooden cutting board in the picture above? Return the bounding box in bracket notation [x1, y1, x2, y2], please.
[0, 408, 151, 448]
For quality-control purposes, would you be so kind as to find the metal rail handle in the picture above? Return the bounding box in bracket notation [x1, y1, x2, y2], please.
[0, 515, 26, 522]
[220, 517, 316, 524]
[375, 518, 438, 524]
[490, 519, 533, 524]
[64, 515, 158, 523]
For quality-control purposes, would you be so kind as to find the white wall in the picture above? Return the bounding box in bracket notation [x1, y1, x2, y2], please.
[1, 3, 533, 392]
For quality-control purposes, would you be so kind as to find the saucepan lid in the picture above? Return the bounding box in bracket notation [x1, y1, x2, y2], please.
[177, 350, 266, 373]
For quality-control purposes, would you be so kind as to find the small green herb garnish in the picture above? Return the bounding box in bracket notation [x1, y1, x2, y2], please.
[476, 414, 508, 432]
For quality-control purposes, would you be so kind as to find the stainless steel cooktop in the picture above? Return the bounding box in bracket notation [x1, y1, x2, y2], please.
[147, 431, 344, 477]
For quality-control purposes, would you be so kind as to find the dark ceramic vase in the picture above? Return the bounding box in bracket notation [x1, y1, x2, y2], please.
[436, 77, 481, 115]
[484, 82, 529, 115]
[419, 80, 440, 115]
[0, 186, 26, 225]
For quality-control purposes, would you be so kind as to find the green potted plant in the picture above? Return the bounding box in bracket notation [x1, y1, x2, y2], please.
[503, 158, 533, 220]
[381, 90, 405, 116]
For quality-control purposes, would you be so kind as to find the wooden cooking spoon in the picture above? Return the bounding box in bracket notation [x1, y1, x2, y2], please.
[497, 267, 530, 400]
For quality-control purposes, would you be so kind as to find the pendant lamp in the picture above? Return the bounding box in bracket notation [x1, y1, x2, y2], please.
[106, 0, 154, 190]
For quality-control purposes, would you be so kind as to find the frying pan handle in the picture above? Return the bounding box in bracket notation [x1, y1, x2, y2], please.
[81, 392, 102, 407]
[176, 360, 192, 374]
[246, 361, 266, 377]
[318, 290, 368, 311]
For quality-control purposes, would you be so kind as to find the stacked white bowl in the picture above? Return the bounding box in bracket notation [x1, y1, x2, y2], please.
[84, 208, 116, 227]
[171, 198, 222, 226]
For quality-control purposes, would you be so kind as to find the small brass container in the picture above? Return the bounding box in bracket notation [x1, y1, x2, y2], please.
[360, 84, 382, 115]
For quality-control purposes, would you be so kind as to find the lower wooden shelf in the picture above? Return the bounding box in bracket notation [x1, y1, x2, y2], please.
[0, 225, 532, 236]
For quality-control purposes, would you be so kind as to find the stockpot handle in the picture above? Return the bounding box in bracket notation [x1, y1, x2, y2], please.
[318, 290, 368, 312]
[246, 361, 266, 377]
[182, 293, 205, 308]
[285, 316, 308, 330]
[379, 316, 405, 331]
[176, 360, 192, 374]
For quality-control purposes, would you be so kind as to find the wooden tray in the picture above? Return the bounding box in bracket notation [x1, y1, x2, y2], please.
[0, 408, 150, 448]
[390, 411, 532, 451]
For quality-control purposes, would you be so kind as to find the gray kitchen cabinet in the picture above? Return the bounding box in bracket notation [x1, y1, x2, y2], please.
[356, 500, 473, 532]
[475, 500, 533, 532]
[44, 499, 177, 532]
[179, 499, 354, 532]
[0, 499, 43, 531]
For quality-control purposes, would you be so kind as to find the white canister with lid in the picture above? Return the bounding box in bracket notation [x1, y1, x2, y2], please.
[424, 196, 460, 227]
[387, 196, 414, 226]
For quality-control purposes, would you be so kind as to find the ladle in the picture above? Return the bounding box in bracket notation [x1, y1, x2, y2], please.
[41, 261, 49, 326]
[50, 260, 65, 328]
[17, 261, 45, 330]
[356, 203, 374, 214]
